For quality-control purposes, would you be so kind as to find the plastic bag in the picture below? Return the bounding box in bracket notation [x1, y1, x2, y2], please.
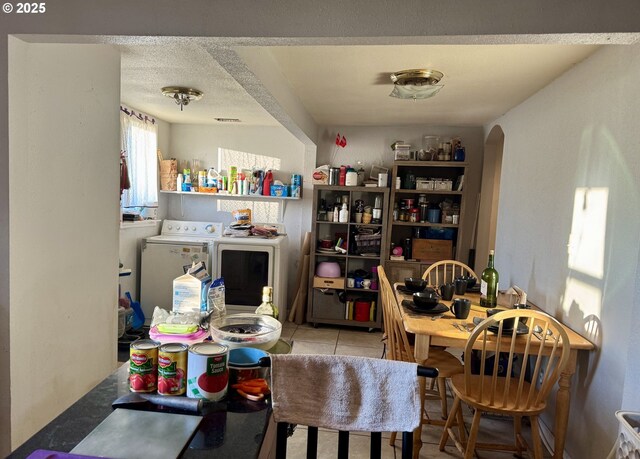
[232, 208, 252, 225]
[207, 277, 227, 321]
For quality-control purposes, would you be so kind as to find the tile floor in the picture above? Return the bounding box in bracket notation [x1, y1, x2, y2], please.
[281, 321, 554, 458]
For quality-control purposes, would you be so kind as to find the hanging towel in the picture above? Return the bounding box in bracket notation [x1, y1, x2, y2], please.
[270, 354, 421, 433]
[120, 150, 131, 196]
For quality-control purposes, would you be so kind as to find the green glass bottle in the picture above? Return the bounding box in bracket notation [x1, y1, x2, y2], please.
[480, 250, 499, 307]
[255, 286, 278, 320]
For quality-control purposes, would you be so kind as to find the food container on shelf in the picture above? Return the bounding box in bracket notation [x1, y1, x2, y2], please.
[316, 261, 341, 278]
[210, 313, 282, 350]
[422, 136, 440, 160]
[416, 178, 434, 190]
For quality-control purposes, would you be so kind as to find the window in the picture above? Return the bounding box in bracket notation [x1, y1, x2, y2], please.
[217, 148, 281, 223]
[120, 106, 158, 209]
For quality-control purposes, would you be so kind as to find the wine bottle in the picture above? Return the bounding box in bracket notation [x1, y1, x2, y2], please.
[480, 250, 499, 307]
[255, 286, 278, 320]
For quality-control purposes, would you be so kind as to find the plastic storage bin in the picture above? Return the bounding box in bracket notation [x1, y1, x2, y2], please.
[615, 411, 640, 459]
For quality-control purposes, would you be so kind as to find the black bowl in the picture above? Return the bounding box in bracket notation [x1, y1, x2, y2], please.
[460, 275, 477, 289]
[412, 291, 440, 310]
[404, 278, 427, 292]
[486, 308, 517, 330]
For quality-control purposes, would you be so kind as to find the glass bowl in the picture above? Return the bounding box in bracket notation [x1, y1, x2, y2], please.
[210, 313, 282, 350]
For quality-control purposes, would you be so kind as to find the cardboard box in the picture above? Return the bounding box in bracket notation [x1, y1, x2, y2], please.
[313, 276, 345, 289]
[270, 184, 289, 197]
[412, 239, 453, 263]
[312, 165, 330, 184]
[173, 262, 212, 314]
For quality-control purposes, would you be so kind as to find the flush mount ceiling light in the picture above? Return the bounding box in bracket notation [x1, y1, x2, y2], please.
[161, 86, 203, 111]
[389, 69, 444, 100]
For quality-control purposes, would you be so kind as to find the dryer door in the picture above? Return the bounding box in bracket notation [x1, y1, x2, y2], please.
[214, 243, 274, 313]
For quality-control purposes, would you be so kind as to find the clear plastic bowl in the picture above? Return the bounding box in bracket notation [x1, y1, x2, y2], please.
[210, 313, 282, 350]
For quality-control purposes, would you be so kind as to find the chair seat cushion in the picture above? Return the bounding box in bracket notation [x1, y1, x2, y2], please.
[449, 373, 546, 414]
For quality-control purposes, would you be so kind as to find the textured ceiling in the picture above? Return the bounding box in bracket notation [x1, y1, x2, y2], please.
[119, 42, 600, 127]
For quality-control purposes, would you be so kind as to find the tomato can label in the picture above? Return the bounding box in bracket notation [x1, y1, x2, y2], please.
[158, 343, 188, 396]
[187, 342, 229, 401]
[129, 339, 160, 393]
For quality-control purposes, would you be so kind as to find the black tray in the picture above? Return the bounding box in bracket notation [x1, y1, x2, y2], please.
[402, 300, 449, 315]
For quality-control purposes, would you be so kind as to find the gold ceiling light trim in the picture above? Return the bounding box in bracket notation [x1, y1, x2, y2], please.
[389, 69, 444, 100]
[161, 86, 204, 111]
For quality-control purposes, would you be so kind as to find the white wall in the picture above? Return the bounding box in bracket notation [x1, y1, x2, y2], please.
[488, 43, 640, 459]
[7, 39, 121, 449]
[316, 125, 484, 263]
[166, 123, 312, 307]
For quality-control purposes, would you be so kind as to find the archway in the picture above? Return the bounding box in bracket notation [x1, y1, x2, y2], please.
[473, 124, 504, 274]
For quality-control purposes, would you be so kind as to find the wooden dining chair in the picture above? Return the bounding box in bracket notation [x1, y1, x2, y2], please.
[261, 354, 438, 459]
[378, 265, 463, 429]
[422, 260, 478, 286]
[439, 309, 571, 459]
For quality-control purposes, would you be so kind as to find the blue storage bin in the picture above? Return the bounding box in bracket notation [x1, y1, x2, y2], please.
[421, 227, 455, 240]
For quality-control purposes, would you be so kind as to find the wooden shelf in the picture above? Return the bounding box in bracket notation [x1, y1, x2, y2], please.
[391, 222, 459, 228]
[307, 185, 388, 330]
[394, 189, 462, 195]
[385, 159, 467, 285]
[394, 160, 468, 167]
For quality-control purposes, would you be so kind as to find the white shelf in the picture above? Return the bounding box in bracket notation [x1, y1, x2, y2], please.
[160, 190, 300, 201]
[160, 190, 300, 222]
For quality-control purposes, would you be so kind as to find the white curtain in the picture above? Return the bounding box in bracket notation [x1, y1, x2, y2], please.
[120, 111, 158, 208]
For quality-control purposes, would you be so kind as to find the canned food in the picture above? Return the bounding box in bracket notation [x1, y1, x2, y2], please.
[187, 342, 229, 401]
[158, 343, 188, 396]
[291, 174, 302, 198]
[129, 339, 161, 393]
[329, 167, 340, 186]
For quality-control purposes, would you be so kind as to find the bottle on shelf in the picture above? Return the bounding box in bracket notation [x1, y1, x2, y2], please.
[339, 165, 347, 186]
[255, 286, 278, 319]
[372, 195, 383, 224]
[333, 205, 340, 222]
[403, 238, 412, 261]
[480, 250, 499, 307]
[339, 203, 349, 223]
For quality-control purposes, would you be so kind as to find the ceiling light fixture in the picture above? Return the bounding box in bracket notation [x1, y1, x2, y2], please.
[161, 86, 203, 111]
[214, 117, 241, 123]
[389, 69, 444, 100]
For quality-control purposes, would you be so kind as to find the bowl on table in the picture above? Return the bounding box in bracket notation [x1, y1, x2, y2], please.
[486, 308, 517, 330]
[460, 275, 477, 289]
[404, 277, 427, 292]
[412, 291, 440, 310]
[210, 313, 282, 350]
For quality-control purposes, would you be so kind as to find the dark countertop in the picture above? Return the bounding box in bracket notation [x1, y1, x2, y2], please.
[9, 363, 273, 459]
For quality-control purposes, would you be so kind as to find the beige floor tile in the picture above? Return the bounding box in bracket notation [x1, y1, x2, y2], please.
[280, 324, 297, 341]
[291, 325, 340, 344]
[290, 340, 336, 355]
[334, 344, 384, 359]
[337, 328, 385, 348]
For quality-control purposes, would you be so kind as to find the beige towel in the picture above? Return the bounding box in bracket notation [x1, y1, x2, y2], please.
[270, 354, 421, 432]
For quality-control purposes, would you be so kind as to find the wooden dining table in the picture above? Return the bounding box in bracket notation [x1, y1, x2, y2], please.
[393, 283, 594, 459]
